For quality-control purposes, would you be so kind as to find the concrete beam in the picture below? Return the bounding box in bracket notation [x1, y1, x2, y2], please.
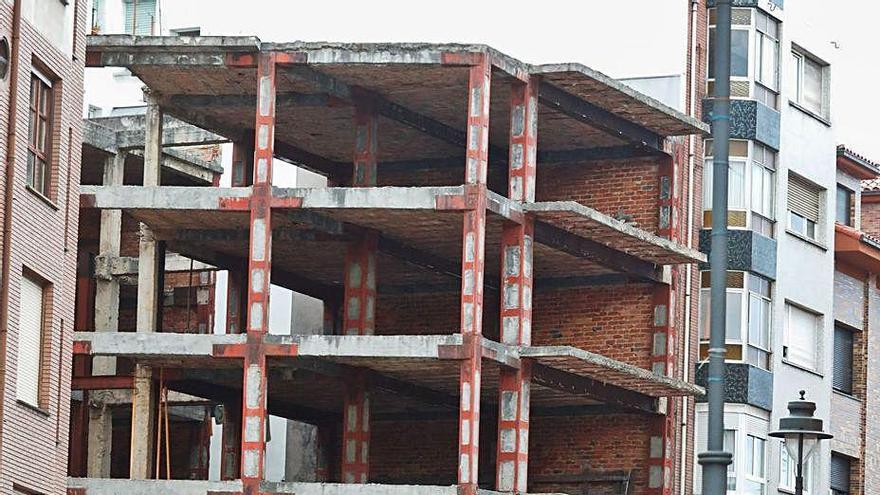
[538, 82, 663, 152]
[272, 186, 471, 210]
[97, 253, 215, 278]
[74, 331, 246, 358]
[68, 478, 244, 494]
[169, 92, 334, 108]
[80, 185, 251, 210]
[269, 334, 464, 359]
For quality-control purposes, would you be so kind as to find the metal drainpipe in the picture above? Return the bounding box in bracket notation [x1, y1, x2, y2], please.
[698, 0, 734, 493]
[680, 2, 700, 495]
[0, 0, 24, 475]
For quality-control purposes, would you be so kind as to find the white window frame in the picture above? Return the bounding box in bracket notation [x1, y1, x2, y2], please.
[704, 140, 776, 237]
[779, 441, 814, 494]
[789, 47, 829, 119]
[15, 274, 46, 407]
[698, 271, 772, 369]
[783, 303, 821, 371]
[743, 434, 767, 495]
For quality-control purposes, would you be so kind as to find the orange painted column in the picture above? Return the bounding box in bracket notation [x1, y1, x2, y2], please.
[458, 55, 491, 495]
[341, 103, 378, 483]
[496, 78, 538, 493]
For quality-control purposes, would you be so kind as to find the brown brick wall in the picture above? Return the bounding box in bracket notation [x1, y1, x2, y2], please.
[0, 1, 87, 494]
[532, 284, 655, 369]
[529, 414, 651, 494]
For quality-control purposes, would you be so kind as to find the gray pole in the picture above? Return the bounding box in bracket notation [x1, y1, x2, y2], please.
[698, 0, 733, 493]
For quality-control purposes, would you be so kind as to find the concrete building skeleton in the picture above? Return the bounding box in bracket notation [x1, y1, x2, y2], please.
[68, 36, 708, 495]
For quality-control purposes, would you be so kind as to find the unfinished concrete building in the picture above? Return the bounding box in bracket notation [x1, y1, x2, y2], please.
[68, 36, 708, 495]
[72, 112, 224, 480]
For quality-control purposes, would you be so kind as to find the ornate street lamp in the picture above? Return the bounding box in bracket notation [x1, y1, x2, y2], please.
[769, 391, 832, 495]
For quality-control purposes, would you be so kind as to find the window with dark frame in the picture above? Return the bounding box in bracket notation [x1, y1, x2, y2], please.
[27, 72, 53, 198]
[831, 453, 852, 495]
[836, 185, 853, 226]
[788, 173, 821, 241]
[833, 324, 855, 395]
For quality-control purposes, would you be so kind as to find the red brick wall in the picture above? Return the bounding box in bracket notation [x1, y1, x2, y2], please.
[532, 284, 655, 369]
[861, 199, 880, 238]
[0, 2, 87, 494]
[376, 291, 500, 340]
[536, 160, 661, 234]
[529, 414, 652, 494]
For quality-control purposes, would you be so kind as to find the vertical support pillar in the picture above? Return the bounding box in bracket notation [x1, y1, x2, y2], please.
[88, 150, 126, 478]
[221, 400, 242, 480]
[130, 90, 164, 480]
[496, 79, 538, 493]
[227, 140, 254, 336]
[458, 56, 491, 495]
[340, 102, 378, 483]
[647, 155, 678, 495]
[240, 52, 276, 492]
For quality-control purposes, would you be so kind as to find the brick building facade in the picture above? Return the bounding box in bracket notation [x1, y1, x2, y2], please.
[0, 0, 86, 493]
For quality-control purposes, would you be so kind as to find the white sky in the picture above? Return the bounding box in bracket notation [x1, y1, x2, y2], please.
[152, 0, 880, 159]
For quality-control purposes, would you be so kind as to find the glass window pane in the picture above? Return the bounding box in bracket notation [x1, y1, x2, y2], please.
[726, 291, 743, 341]
[730, 140, 749, 157]
[837, 185, 852, 225]
[704, 159, 713, 208]
[708, 28, 716, 80]
[789, 53, 802, 102]
[730, 160, 746, 208]
[763, 169, 775, 218]
[731, 30, 749, 77]
[803, 57, 824, 114]
[751, 163, 764, 214]
[700, 290, 711, 340]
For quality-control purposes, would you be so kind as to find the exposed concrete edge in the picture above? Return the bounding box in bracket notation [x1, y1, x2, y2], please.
[75, 332, 246, 358]
[265, 482, 459, 495]
[68, 478, 244, 493]
[273, 186, 467, 210]
[79, 185, 251, 210]
[87, 34, 261, 52]
[83, 120, 118, 153]
[524, 201, 707, 264]
[486, 190, 524, 223]
[268, 334, 464, 359]
[521, 345, 704, 396]
[532, 63, 709, 136]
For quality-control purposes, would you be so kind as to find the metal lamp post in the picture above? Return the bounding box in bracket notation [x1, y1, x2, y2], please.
[769, 391, 833, 495]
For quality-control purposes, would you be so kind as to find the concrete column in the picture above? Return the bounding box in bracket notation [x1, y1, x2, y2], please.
[87, 151, 126, 477]
[240, 52, 277, 489]
[220, 400, 242, 480]
[143, 88, 163, 187]
[458, 57, 491, 495]
[647, 155, 678, 495]
[496, 79, 538, 493]
[340, 102, 378, 483]
[130, 88, 164, 479]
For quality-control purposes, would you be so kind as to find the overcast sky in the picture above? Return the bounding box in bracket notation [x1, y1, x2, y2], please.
[157, 0, 880, 160]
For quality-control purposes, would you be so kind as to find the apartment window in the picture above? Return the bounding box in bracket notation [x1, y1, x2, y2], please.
[707, 8, 780, 107]
[0, 38, 9, 80]
[171, 27, 201, 37]
[754, 10, 780, 107]
[787, 173, 821, 241]
[725, 429, 737, 492]
[790, 49, 829, 118]
[742, 435, 766, 495]
[704, 140, 776, 236]
[699, 271, 771, 369]
[16, 274, 46, 406]
[780, 442, 814, 494]
[784, 303, 820, 371]
[123, 0, 157, 36]
[27, 71, 53, 197]
[831, 454, 852, 495]
[836, 185, 853, 226]
[833, 324, 855, 395]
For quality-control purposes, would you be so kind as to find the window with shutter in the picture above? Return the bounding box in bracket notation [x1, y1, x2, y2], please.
[831, 453, 851, 495]
[784, 303, 819, 371]
[16, 275, 45, 406]
[833, 325, 854, 394]
[123, 0, 157, 36]
[788, 173, 821, 240]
